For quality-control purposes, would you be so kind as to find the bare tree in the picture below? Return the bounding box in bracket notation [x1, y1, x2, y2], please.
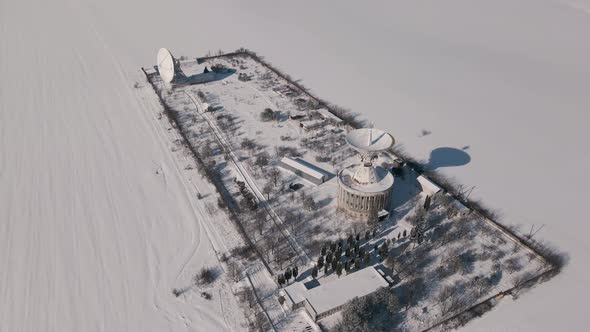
[262, 182, 273, 200]
[200, 143, 213, 159]
[330, 157, 337, 167]
[297, 211, 305, 225]
[227, 261, 241, 283]
[437, 284, 468, 316]
[260, 238, 272, 262]
[268, 168, 282, 187]
[252, 309, 269, 332]
[504, 256, 522, 274]
[407, 206, 426, 226]
[267, 230, 279, 255]
[239, 286, 257, 309]
[404, 277, 426, 310]
[471, 275, 492, 298]
[193, 266, 216, 286]
[385, 255, 395, 271]
[275, 247, 291, 270]
[283, 210, 296, 232]
[254, 210, 266, 236]
[254, 151, 270, 169]
[303, 196, 317, 212]
[240, 138, 256, 156]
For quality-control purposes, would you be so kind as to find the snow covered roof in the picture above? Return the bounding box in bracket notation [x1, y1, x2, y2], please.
[416, 175, 442, 195]
[300, 119, 324, 128]
[290, 110, 307, 118]
[280, 157, 325, 181]
[339, 165, 394, 193]
[317, 108, 343, 123]
[378, 209, 389, 217]
[284, 267, 389, 316]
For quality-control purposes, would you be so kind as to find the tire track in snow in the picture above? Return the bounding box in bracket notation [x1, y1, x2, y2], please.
[133, 84, 233, 330]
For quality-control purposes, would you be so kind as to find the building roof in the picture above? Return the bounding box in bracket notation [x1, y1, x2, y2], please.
[290, 110, 307, 118]
[280, 157, 325, 181]
[284, 267, 389, 315]
[317, 108, 343, 123]
[300, 119, 324, 128]
[416, 175, 442, 195]
[338, 165, 394, 193]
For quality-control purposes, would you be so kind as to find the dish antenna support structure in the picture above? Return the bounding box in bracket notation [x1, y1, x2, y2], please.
[336, 128, 395, 221]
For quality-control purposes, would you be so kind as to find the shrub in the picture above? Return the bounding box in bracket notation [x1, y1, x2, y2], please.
[211, 64, 228, 73]
[315, 155, 331, 163]
[230, 245, 256, 261]
[194, 267, 216, 286]
[334, 287, 400, 331]
[260, 108, 274, 122]
[172, 288, 183, 297]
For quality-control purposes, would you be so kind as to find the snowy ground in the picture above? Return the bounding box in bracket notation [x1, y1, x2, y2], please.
[1, 1, 247, 331]
[2, 0, 589, 331]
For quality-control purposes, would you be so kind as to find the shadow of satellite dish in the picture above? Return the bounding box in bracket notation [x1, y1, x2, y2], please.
[423, 147, 471, 170]
[177, 69, 236, 86]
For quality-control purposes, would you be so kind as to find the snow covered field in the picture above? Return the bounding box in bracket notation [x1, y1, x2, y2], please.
[2, 0, 589, 331]
[1, 1, 247, 331]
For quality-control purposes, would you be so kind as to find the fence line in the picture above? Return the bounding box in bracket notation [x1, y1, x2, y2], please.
[246, 272, 278, 332]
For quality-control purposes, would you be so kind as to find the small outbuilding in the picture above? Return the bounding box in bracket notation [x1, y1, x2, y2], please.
[416, 175, 442, 195]
[299, 118, 324, 131]
[280, 157, 326, 185]
[283, 267, 389, 321]
[316, 108, 344, 126]
[289, 110, 307, 120]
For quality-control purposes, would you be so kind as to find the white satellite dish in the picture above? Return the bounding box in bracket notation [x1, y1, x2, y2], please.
[345, 128, 394, 185]
[345, 128, 394, 156]
[157, 48, 176, 83]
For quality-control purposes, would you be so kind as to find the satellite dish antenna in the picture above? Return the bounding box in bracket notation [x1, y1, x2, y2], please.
[345, 128, 394, 184]
[346, 128, 394, 163]
[157, 48, 177, 83]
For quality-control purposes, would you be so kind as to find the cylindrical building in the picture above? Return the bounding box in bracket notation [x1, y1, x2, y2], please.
[337, 164, 393, 220]
[336, 128, 395, 221]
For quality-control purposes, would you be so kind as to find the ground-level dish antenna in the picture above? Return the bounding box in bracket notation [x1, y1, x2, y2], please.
[157, 48, 178, 83]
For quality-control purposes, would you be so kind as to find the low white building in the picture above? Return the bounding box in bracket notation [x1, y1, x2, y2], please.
[280, 157, 327, 185]
[289, 110, 307, 120]
[299, 119, 324, 131]
[416, 175, 442, 195]
[282, 267, 389, 321]
[317, 108, 344, 126]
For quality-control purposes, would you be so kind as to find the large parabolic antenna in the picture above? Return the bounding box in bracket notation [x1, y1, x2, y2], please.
[345, 128, 394, 184]
[345, 128, 394, 158]
[157, 48, 176, 83]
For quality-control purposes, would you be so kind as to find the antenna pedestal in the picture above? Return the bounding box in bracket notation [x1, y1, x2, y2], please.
[337, 128, 395, 221]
